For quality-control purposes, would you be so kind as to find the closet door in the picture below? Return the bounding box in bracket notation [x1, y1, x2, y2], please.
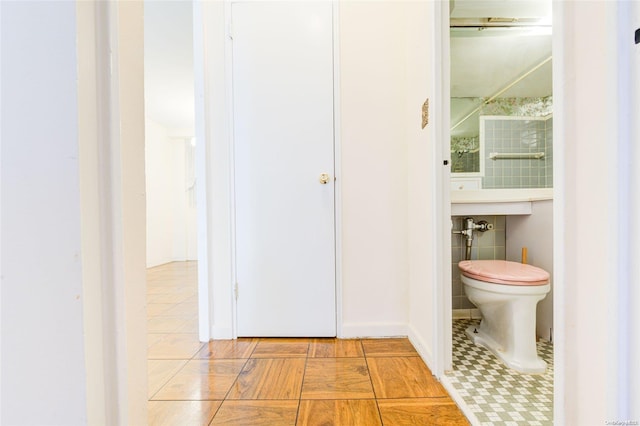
[232, 1, 336, 336]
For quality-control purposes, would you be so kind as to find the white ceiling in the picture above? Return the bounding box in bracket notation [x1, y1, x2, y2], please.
[450, 0, 551, 22]
[144, 0, 195, 134]
[450, 0, 552, 135]
[450, 0, 552, 98]
[451, 32, 551, 98]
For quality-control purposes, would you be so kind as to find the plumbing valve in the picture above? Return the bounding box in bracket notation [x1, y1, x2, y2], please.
[452, 217, 494, 261]
[475, 220, 494, 232]
[452, 217, 493, 237]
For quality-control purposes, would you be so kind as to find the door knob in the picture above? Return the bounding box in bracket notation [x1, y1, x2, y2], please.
[319, 173, 330, 184]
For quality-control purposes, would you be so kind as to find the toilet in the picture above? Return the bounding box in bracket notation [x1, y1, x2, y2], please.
[458, 259, 550, 374]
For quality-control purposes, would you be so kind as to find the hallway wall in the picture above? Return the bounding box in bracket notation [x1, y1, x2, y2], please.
[1, 2, 88, 423]
[338, 2, 411, 337]
[0, 2, 147, 423]
[145, 118, 197, 267]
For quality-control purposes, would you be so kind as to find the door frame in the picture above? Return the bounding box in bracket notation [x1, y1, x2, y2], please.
[434, 0, 565, 420]
[433, 0, 453, 377]
[194, 0, 344, 340]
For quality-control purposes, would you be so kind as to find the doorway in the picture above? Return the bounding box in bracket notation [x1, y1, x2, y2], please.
[144, 1, 197, 270]
[231, 2, 337, 337]
[438, 0, 556, 422]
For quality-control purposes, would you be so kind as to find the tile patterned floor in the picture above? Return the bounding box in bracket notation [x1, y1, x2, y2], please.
[446, 319, 554, 425]
[147, 262, 470, 425]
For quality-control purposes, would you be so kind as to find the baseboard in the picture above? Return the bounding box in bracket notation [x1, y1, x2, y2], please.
[407, 324, 434, 372]
[211, 322, 411, 340]
[146, 259, 174, 269]
[452, 308, 481, 320]
[340, 322, 408, 338]
[210, 325, 233, 340]
[146, 258, 197, 269]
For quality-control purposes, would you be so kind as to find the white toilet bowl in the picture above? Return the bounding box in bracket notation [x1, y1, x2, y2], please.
[459, 260, 550, 374]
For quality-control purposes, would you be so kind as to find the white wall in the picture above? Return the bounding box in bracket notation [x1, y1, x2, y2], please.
[145, 118, 197, 267]
[631, 0, 640, 417]
[144, 0, 197, 269]
[338, 2, 410, 337]
[1, 2, 88, 423]
[146, 119, 177, 266]
[506, 200, 553, 341]
[2, 2, 147, 424]
[403, 1, 439, 367]
[555, 1, 638, 422]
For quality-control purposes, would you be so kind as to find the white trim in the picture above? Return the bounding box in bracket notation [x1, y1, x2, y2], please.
[225, 0, 238, 340]
[193, 0, 212, 343]
[196, 0, 236, 341]
[332, 0, 344, 338]
[551, 1, 565, 423]
[341, 323, 408, 339]
[408, 324, 434, 370]
[99, 1, 148, 422]
[615, 1, 634, 415]
[211, 326, 234, 339]
[433, 0, 453, 378]
[629, 1, 640, 415]
[77, 2, 108, 422]
[0, 4, 3, 421]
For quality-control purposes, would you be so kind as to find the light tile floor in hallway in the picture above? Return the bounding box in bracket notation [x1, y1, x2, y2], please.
[445, 319, 554, 425]
[147, 262, 469, 425]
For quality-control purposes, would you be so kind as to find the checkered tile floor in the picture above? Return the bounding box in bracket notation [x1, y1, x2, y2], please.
[446, 319, 553, 425]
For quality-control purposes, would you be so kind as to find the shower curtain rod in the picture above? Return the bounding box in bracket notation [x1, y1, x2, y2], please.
[450, 56, 552, 132]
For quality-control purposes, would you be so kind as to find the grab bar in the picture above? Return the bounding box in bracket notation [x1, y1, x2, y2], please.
[489, 152, 545, 160]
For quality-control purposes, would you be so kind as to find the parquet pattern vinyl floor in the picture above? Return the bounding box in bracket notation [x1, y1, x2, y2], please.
[147, 262, 469, 425]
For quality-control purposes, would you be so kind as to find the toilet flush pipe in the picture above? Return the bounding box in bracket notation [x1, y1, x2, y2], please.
[465, 235, 473, 261]
[462, 217, 476, 261]
[451, 227, 474, 260]
[452, 217, 494, 261]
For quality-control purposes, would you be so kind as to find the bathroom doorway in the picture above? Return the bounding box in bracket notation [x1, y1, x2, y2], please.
[439, 0, 555, 423]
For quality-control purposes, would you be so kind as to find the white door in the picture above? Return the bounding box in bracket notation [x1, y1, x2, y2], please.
[232, 2, 336, 337]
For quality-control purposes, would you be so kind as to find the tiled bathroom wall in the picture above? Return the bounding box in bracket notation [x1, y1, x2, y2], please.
[545, 117, 553, 187]
[481, 116, 553, 189]
[451, 215, 506, 309]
